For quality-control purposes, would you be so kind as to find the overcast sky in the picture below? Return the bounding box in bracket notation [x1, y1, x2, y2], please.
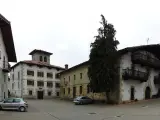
[0, 0, 160, 68]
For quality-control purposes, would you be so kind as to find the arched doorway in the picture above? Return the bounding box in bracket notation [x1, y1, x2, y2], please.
[130, 86, 135, 100]
[145, 86, 151, 99]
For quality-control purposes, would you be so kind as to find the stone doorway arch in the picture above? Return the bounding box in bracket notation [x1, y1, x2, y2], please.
[145, 86, 151, 99]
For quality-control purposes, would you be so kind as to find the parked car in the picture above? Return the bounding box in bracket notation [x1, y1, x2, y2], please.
[0, 98, 28, 112]
[73, 96, 94, 105]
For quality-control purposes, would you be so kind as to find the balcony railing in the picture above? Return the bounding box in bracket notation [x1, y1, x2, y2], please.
[122, 69, 148, 82]
[131, 52, 160, 69]
[154, 74, 160, 85]
[2, 61, 10, 72]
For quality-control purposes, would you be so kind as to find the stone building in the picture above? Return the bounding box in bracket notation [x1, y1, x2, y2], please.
[59, 44, 160, 103]
[9, 49, 64, 99]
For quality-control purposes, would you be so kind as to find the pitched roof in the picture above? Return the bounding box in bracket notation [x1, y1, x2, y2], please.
[29, 49, 53, 55]
[0, 14, 17, 62]
[11, 60, 65, 70]
[59, 44, 160, 74]
[59, 61, 89, 74]
[119, 44, 160, 59]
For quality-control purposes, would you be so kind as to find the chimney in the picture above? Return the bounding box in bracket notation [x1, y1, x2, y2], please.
[65, 64, 68, 69]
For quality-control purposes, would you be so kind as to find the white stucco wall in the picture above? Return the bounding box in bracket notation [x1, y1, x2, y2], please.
[120, 51, 160, 101]
[32, 53, 50, 64]
[0, 28, 9, 101]
[10, 63, 62, 99]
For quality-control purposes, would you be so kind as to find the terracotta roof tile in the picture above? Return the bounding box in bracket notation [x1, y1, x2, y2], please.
[12, 60, 65, 70]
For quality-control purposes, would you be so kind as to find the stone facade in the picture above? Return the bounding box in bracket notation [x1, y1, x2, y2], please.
[9, 50, 64, 99]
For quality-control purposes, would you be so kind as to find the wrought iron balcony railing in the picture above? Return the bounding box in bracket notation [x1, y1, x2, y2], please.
[122, 69, 148, 82]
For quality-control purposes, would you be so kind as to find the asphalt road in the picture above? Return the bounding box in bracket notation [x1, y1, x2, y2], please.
[1, 99, 160, 120]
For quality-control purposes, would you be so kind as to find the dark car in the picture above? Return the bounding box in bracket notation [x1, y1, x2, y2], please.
[0, 98, 28, 112]
[73, 96, 94, 105]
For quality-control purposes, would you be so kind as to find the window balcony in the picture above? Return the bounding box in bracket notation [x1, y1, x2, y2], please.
[154, 74, 160, 85]
[2, 61, 10, 72]
[131, 52, 160, 69]
[122, 69, 148, 82]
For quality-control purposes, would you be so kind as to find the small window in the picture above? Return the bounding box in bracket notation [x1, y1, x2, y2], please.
[18, 72, 20, 80]
[37, 81, 44, 87]
[80, 86, 82, 94]
[63, 88, 65, 95]
[12, 74, 14, 80]
[80, 73, 82, 79]
[74, 75, 76, 80]
[12, 83, 14, 89]
[48, 91, 52, 96]
[68, 88, 70, 94]
[37, 72, 44, 77]
[56, 92, 59, 96]
[55, 74, 60, 78]
[55, 83, 60, 88]
[44, 56, 47, 62]
[40, 56, 43, 61]
[27, 70, 34, 76]
[47, 82, 53, 88]
[69, 76, 70, 81]
[27, 80, 34, 86]
[47, 73, 53, 78]
[18, 82, 20, 88]
[29, 90, 32, 95]
[87, 84, 90, 93]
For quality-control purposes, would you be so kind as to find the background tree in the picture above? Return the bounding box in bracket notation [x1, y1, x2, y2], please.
[88, 15, 119, 103]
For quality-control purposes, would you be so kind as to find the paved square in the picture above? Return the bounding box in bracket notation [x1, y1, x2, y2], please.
[1, 99, 160, 120]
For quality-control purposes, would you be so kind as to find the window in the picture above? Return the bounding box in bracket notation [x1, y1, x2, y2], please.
[80, 86, 82, 94]
[68, 88, 70, 94]
[4, 74, 6, 82]
[27, 80, 34, 86]
[27, 70, 34, 76]
[12, 83, 14, 89]
[55, 83, 60, 88]
[69, 76, 70, 81]
[47, 73, 53, 78]
[87, 84, 90, 93]
[74, 75, 76, 80]
[18, 82, 20, 88]
[37, 81, 44, 87]
[13, 98, 21, 103]
[55, 74, 60, 78]
[44, 56, 47, 62]
[47, 82, 53, 88]
[56, 92, 59, 96]
[80, 73, 82, 79]
[48, 91, 52, 96]
[4, 98, 13, 103]
[29, 90, 32, 95]
[12, 74, 14, 80]
[37, 72, 44, 77]
[63, 88, 65, 94]
[18, 72, 20, 80]
[40, 56, 43, 61]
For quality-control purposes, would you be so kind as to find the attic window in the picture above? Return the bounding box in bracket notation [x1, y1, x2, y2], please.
[40, 56, 43, 61]
[44, 56, 47, 62]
